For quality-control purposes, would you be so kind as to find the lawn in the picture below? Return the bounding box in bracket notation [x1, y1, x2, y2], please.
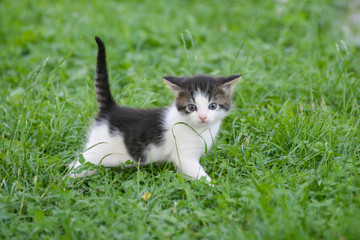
[1, 0, 360, 239]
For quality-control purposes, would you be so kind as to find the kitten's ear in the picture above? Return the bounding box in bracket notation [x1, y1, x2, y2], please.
[163, 76, 184, 92]
[219, 74, 241, 91]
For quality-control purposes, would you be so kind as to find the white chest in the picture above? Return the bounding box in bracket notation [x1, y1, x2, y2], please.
[146, 106, 221, 163]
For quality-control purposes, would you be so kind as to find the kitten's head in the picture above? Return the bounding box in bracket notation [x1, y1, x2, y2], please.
[164, 75, 241, 126]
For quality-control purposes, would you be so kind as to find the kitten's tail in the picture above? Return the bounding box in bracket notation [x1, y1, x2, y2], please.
[94, 36, 114, 113]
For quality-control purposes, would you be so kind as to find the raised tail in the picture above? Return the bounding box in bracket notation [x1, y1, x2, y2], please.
[94, 36, 114, 114]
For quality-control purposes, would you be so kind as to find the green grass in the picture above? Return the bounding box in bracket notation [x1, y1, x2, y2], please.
[1, 0, 360, 239]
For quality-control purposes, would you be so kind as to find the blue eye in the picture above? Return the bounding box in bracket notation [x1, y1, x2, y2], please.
[187, 104, 197, 112]
[209, 103, 217, 110]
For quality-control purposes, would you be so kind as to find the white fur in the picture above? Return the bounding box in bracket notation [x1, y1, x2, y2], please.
[69, 123, 134, 177]
[69, 92, 227, 181]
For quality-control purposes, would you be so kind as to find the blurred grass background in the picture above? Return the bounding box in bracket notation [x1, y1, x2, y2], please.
[1, 0, 360, 239]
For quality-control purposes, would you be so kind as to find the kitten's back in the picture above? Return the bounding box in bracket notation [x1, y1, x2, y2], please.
[93, 37, 167, 162]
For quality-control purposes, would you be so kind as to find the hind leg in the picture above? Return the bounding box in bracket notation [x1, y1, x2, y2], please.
[68, 159, 97, 178]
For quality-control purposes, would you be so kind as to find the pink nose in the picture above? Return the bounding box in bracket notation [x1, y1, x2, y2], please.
[199, 115, 207, 122]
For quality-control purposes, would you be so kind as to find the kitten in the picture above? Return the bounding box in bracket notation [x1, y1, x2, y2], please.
[69, 36, 240, 182]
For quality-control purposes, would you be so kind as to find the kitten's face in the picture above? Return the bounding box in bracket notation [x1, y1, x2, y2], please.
[164, 75, 240, 126]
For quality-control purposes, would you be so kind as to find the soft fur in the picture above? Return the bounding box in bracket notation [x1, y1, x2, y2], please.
[69, 37, 241, 182]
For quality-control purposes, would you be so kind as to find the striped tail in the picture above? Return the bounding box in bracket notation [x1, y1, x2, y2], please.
[94, 36, 114, 113]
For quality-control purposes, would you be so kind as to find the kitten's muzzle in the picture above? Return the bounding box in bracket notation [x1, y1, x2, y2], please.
[199, 114, 207, 123]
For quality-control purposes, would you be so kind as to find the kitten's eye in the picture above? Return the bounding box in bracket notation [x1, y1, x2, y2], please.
[208, 103, 218, 110]
[187, 104, 197, 112]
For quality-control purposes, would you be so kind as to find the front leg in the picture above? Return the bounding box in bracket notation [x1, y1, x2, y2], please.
[172, 156, 211, 182]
